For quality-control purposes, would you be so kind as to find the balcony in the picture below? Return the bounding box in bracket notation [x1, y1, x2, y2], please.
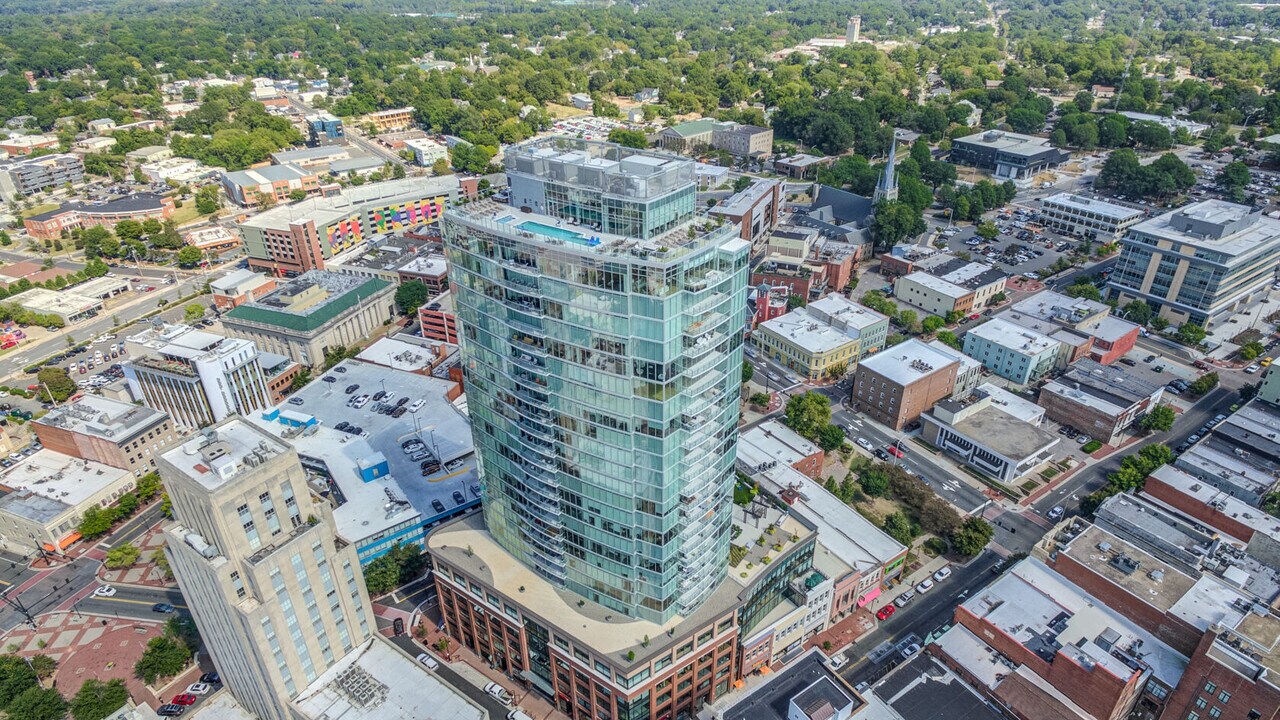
[684, 310, 727, 339]
[510, 352, 546, 372]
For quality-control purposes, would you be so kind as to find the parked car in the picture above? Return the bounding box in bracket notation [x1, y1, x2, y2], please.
[856, 437, 874, 451]
[431, 499, 446, 513]
[170, 694, 197, 706]
[915, 579, 934, 594]
[1245, 364, 1262, 374]
[185, 683, 211, 696]
[199, 672, 221, 685]
[415, 652, 440, 671]
[156, 705, 185, 717]
[484, 682, 513, 705]
[828, 654, 849, 671]
[452, 490, 466, 505]
[932, 566, 952, 582]
[876, 604, 896, 621]
[410, 399, 426, 412]
[873, 448, 890, 461]
[886, 445, 905, 459]
[900, 643, 922, 660]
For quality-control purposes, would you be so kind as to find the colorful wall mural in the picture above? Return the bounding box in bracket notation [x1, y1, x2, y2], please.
[323, 195, 448, 253]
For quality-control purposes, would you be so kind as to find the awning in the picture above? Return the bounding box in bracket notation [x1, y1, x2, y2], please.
[856, 586, 883, 608]
[56, 531, 82, 549]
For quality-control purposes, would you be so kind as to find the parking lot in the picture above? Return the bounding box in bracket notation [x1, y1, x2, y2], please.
[266, 359, 479, 525]
[934, 208, 1085, 281]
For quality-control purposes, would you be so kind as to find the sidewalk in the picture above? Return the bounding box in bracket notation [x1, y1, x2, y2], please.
[407, 612, 567, 720]
[97, 521, 172, 589]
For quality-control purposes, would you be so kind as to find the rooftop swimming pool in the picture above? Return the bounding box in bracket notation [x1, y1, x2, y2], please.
[516, 220, 600, 246]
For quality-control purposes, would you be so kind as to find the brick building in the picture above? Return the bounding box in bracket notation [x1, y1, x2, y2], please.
[33, 396, 179, 476]
[417, 290, 459, 344]
[710, 180, 782, 243]
[209, 269, 277, 311]
[738, 420, 825, 479]
[850, 339, 960, 430]
[24, 193, 175, 240]
[1038, 359, 1164, 445]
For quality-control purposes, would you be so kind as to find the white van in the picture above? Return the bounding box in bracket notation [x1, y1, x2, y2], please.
[507, 711, 534, 720]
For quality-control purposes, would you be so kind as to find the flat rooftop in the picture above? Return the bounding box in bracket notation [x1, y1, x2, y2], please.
[1042, 193, 1144, 223]
[292, 638, 484, 720]
[962, 558, 1188, 686]
[328, 235, 438, 273]
[161, 418, 292, 491]
[869, 653, 1005, 720]
[933, 626, 1093, 720]
[0, 451, 132, 522]
[210, 269, 270, 294]
[1173, 440, 1279, 498]
[254, 359, 475, 526]
[1148, 464, 1280, 542]
[239, 176, 460, 231]
[898, 270, 969, 299]
[857, 338, 960, 387]
[1128, 200, 1280, 262]
[26, 193, 170, 222]
[967, 317, 1060, 356]
[954, 130, 1057, 158]
[739, 452, 905, 571]
[975, 382, 1044, 424]
[721, 650, 860, 720]
[758, 309, 860, 355]
[224, 270, 390, 333]
[10, 287, 100, 314]
[806, 294, 887, 332]
[36, 395, 168, 445]
[1009, 290, 1109, 325]
[429, 512, 745, 668]
[222, 162, 313, 187]
[712, 179, 779, 216]
[739, 420, 818, 467]
[1216, 401, 1280, 462]
[1056, 359, 1163, 405]
[939, 404, 1059, 460]
[354, 336, 450, 373]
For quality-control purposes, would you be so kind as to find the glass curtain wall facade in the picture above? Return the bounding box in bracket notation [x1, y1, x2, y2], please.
[445, 140, 748, 623]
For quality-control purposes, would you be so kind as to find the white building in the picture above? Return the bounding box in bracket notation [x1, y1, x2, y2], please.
[403, 137, 449, 167]
[124, 324, 279, 430]
[1118, 111, 1210, 138]
[1039, 193, 1145, 239]
[0, 451, 136, 554]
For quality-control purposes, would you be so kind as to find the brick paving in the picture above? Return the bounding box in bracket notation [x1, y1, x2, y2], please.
[99, 523, 174, 589]
[0, 611, 198, 708]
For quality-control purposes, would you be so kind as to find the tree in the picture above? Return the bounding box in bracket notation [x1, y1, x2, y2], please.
[114, 220, 143, 242]
[922, 315, 944, 334]
[1139, 405, 1176, 432]
[732, 176, 753, 193]
[431, 158, 451, 176]
[394, 280, 431, 314]
[1240, 340, 1266, 360]
[784, 392, 832, 439]
[872, 200, 926, 251]
[83, 258, 109, 278]
[1065, 283, 1102, 301]
[0, 655, 40, 707]
[1122, 300, 1153, 325]
[882, 512, 916, 545]
[935, 330, 961, 350]
[134, 635, 192, 685]
[71, 679, 128, 720]
[195, 185, 220, 214]
[78, 505, 118, 539]
[183, 304, 206, 323]
[859, 467, 889, 498]
[35, 367, 76, 402]
[6, 686, 67, 720]
[27, 656, 56, 681]
[1187, 372, 1219, 396]
[976, 222, 999, 242]
[176, 246, 203, 267]
[287, 189, 308, 202]
[1218, 162, 1251, 201]
[741, 361, 754, 384]
[363, 542, 427, 595]
[815, 424, 846, 451]
[105, 543, 140, 569]
[951, 517, 994, 557]
[606, 128, 647, 149]
[135, 472, 162, 501]
[1177, 323, 1207, 346]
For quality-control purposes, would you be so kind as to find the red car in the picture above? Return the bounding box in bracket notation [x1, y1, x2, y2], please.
[876, 604, 896, 621]
[886, 445, 905, 459]
[170, 695, 197, 706]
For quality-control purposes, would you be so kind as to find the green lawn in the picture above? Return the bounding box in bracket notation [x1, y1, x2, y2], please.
[169, 203, 214, 227]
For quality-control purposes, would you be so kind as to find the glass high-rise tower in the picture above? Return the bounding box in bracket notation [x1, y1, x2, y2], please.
[444, 138, 748, 623]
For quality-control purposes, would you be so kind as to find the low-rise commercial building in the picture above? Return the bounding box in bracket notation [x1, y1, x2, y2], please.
[124, 145, 172, 164]
[305, 113, 345, 146]
[1038, 359, 1164, 444]
[1039, 193, 1146, 240]
[738, 419, 825, 479]
[710, 179, 782, 242]
[123, 323, 294, 430]
[658, 119, 773, 158]
[926, 339, 984, 398]
[922, 388, 1060, 482]
[772, 153, 834, 180]
[220, 270, 396, 367]
[184, 225, 241, 254]
[1118, 111, 1210, 138]
[894, 271, 972, 316]
[1174, 402, 1280, 505]
[939, 558, 1187, 720]
[0, 134, 59, 156]
[8, 287, 103, 324]
[72, 136, 118, 154]
[73, 276, 131, 300]
[754, 295, 888, 383]
[1108, 200, 1280, 329]
[962, 317, 1061, 384]
[23, 193, 175, 240]
[220, 163, 321, 207]
[209, 269, 277, 310]
[269, 145, 356, 169]
[34, 396, 178, 476]
[851, 339, 960, 430]
[1000, 290, 1140, 366]
[0, 451, 137, 553]
[365, 106, 416, 132]
[948, 130, 1069, 182]
[404, 137, 448, 167]
[0, 153, 84, 199]
[893, 257, 1006, 317]
[140, 157, 218, 185]
[1143, 465, 1280, 552]
[236, 176, 459, 276]
[751, 253, 824, 300]
[325, 233, 443, 284]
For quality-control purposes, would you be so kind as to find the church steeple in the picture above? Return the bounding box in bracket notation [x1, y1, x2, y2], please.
[874, 130, 899, 203]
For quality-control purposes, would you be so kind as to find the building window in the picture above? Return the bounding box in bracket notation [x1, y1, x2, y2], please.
[1187, 714, 1199, 720]
[1195, 698, 1207, 710]
[1218, 691, 1230, 704]
[1208, 709, 1221, 719]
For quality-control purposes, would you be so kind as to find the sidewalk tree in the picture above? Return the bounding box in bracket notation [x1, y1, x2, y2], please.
[71, 679, 128, 720]
[784, 392, 831, 438]
[83, 258, 109, 278]
[363, 542, 428, 595]
[135, 472, 162, 501]
[1138, 405, 1176, 432]
[176, 246, 203, 268]
[951, 517, 994, 557]
[1122, 300, 1152, 325]
[394, 280, 431, 314]
[1177, 322, 1206, 346]
[78, 505, 119, 539]
[1065, 282, 1102, 301]
[1187, 372, 1219, 396]
[1240, 341, 1265, 360]
[105, 543, 140, 569]
[134, 635, 191, 685]
[935, 330, 961, 350]
[5, 686, 66, 720]
[741, 361, 754, 384]
[114, 220, 143, 242]
[0, 655, 40, 707]
[183, 304, 206, 323]
[922, 315, 944, 334]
